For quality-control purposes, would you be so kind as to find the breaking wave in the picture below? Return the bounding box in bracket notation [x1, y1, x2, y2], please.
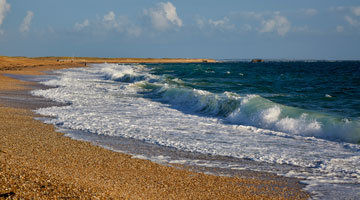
[101, 64, 149, 83]
[101, 64, 360, 144]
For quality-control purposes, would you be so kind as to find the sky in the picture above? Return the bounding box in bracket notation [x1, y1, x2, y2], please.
[0, 0, 359, 60]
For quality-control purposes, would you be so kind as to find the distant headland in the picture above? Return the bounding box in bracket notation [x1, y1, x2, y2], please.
[0, 56, 217, 71]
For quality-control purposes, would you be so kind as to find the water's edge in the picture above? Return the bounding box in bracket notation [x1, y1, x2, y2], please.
[2, 72, 311, 196]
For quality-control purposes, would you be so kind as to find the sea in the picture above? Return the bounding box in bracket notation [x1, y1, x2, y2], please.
[31, 61, 360, 199]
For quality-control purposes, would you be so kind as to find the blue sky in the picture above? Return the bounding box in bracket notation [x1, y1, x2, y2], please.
[0, 0, 359, 59]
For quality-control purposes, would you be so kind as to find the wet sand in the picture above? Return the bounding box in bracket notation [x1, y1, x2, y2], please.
[0, 57, 310, 199]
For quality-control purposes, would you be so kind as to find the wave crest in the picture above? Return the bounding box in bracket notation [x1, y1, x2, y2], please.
[101, 64, 148, 83]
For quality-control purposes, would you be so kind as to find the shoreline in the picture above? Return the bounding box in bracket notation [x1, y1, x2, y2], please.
[0, 58, 310, 199]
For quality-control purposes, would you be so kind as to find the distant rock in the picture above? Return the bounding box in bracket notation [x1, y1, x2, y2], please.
[251, 59, 264, 63]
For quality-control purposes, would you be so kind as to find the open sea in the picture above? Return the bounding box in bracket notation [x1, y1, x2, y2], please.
[31, 61, 360, 199]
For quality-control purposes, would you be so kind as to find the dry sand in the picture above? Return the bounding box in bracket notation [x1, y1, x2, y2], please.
[0, 56, 310, 199]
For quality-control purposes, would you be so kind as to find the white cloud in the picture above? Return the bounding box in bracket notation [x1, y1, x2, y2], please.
[233, 11, 293, 35]
[19, 11, 34, 33]
[336, 25, 344, 32]
[162, 2, 182, 27]
[345, 15, 360, 27]
[102, 11, 121, 30]
[92, 11, 131, 32]
[195, 16, 234, 31]
[74, 11, 142, 37]
[303, 8, 318, 16]
[331, 6, 360, 29]
[208, 17, 226, 27]
[0, 0, 10, 33]
[332, 6, 360, 15]
[208, 17, 235, 30]
[351, 6, 360, 16]
[144, 2, 183, 31]
[260, 15, 291, 36]
[102, 11, 135, 33]
[104, 11, 115, 22]
[74, 19, 90, 31]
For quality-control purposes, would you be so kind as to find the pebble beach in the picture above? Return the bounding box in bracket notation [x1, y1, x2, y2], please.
[0, 56, 309, 199]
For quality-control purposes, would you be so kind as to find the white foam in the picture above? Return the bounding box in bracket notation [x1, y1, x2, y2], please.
[226, 97, 360, 143]
[100, 63, 151, 83]
[325, 94, 332, 98]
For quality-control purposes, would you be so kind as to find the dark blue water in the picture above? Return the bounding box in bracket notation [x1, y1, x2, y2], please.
[147, 61, 360, 119]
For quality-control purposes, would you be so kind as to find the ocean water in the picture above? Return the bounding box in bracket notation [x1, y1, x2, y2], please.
[32, 61, 360, 199]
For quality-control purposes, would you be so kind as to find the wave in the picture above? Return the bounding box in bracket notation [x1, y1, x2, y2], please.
[226, 97, 360, 143]
[101, 64, 360, 144]
[100, 64, 149, 83]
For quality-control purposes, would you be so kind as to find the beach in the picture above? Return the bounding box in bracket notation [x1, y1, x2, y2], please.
[0, 57, 310, 199]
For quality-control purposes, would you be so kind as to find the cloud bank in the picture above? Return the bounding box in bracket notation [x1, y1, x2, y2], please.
[75, 2, 183, 35]
[74, 11, 141, 37]
[19, 11, 34, 33]
[69, 3, 360, 39]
